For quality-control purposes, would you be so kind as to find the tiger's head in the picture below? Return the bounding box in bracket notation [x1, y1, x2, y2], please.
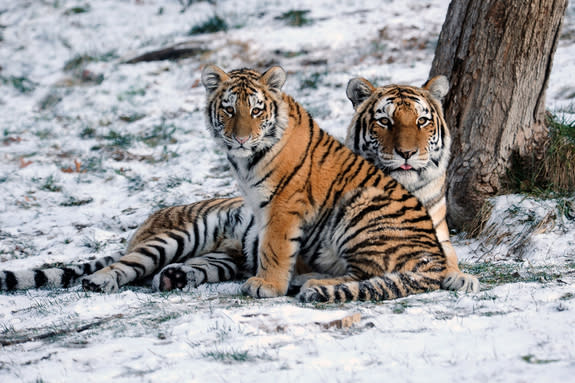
[345, 76, 451, 191]
[201, 65, 289, 158]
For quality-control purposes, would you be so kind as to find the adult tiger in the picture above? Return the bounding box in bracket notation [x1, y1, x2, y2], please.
[345, 76, 479, 293]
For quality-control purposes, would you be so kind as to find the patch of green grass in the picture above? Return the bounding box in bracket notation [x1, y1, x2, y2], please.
[79, 155, 104, 173]
[178, 0, 215, 13]
[149, 312, 182, 324]
[0, 321, 16, 335]
[80, 126, 96, 139]
[464, 262, 567, 287]
[479, 311, 510, 317]
[117, 86, 146, 102]
[273, 48, 309, 58]
[521, 354, 560, 364]
[103, 130, 134, 149]
[64, 52, 117, 72]
[300, 72, 325, 90]
[189, 15, 228, 35]
[147, 145, 180, 164]
[36, 175, 63, 192]
[60, 196, 93, 207]
[64, 4, 91, 15]
[1, 75, 36, 93]
[63, 54, 93, 72]
[275, 10, 312, 27]
[142, 118, 177, 147]
[504, 113, 575, 196]
[126, 174, 146, 193]
[81, 236, 105, 253]
[38, 90, 63, 110]
[203, 349, 251, 363]
[160, 176, 190, 191]
[391, 300, 410, 314]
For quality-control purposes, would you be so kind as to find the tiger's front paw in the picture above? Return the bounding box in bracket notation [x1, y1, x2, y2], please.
[82, 273, 119, 293]
[297, 286, 328, 303]
[241, 277, 286, 298]
[152, 264, 201, 292]
[442, 272, 480, 293]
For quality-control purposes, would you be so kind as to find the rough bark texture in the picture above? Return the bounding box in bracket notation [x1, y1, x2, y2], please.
[430, 0, 567, 230]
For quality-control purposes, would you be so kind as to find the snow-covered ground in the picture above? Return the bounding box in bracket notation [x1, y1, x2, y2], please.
[0, 1, 574, 382]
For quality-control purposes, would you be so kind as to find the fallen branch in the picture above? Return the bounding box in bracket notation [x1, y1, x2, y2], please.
[0, 314, 123, 346]
[125, 43, 208, 64]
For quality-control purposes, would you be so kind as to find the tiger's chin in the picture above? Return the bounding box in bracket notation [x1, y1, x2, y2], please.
[225, 142, 259, 158]
[229, 148, 254, 158]
[389, 167, 421, 188]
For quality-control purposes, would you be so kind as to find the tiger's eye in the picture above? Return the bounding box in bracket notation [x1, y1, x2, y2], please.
[379, 117, 390, 126]
[417, 117, 429, 126]
[225, 107, 234, 115]
[252, 107, 262, 116]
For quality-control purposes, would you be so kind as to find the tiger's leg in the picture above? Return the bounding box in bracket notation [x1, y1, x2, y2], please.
[441, 242, 480, 292]
[241, 214, 302, 298]
[298, 248, 447, 303]
[82, 197, 252, 293]
[153, 242, 245, 292]
[298, 187, 448, 303]
[434, 218, 480, 292]
[298, 271, 444, 303]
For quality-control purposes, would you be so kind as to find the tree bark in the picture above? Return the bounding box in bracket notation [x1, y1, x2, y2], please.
[430, 0, 567, 230]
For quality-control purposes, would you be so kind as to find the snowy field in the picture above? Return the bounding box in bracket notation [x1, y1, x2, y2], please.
[0, 0, 574, 382]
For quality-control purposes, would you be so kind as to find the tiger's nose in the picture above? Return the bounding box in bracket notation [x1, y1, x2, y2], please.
[234, 135, 250, 144]
[396, 148, 417, 159]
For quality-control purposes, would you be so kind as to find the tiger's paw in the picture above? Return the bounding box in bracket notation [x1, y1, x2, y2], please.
[82, 273, 119, 293]
[297, 286, 329, 303]
[301, 278, 327, 290]
[442, 272, 480, 293]
[241, 277, 286, 298]
[152, 264, 201, 292]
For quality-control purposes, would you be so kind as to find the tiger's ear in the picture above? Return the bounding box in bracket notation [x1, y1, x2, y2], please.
[423, 75, 449, 101]
[346, 78, 375, 110]
[260, 66, 287, 92]
[201, 65, 230, 95]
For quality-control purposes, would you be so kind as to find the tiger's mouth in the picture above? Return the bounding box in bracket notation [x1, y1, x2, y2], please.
[398, 163, 413, 171]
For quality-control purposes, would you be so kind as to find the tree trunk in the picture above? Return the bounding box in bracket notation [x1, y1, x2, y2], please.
[430, 0, 567, 230]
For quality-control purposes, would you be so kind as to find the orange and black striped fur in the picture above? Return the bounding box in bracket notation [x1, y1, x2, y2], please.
[0, 69, 461, 302]
[196, 65, 447, 302]
[345, 76, 479, 292]
[0, 196, 258, 292]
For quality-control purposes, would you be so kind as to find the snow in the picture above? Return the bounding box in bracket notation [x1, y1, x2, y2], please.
[0, 0, 574, 382]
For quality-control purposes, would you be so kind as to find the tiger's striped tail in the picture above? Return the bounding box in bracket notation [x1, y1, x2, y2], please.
[297, 271, 443, 303]
[0, 253, 122, 290]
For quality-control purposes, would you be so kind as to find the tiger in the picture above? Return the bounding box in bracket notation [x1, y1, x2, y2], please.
[0, 68, 472, 302]
[345, 76, 479, 293]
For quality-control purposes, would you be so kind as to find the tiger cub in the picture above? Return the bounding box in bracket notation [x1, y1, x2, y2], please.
[199, 65, 447, 302]
[345, 76, 479, 292]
